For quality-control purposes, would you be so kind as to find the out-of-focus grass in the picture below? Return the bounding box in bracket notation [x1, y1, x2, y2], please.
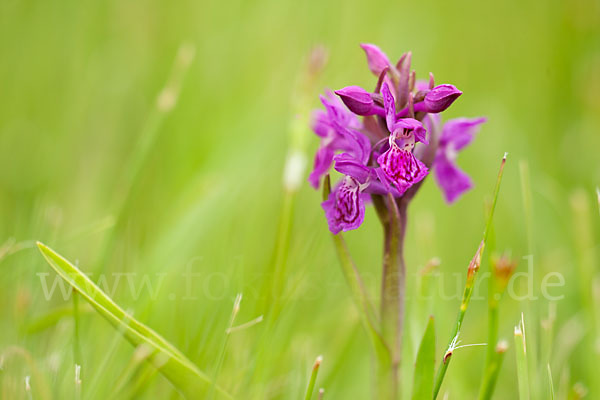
[0, 0, 599, 398]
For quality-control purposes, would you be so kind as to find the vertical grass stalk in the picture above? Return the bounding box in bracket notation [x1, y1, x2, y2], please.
[97, 43, 196, 269]
[514, 315, 530, 400]
[72, 290, 82, 399]
[209, 294, 242, 400]
[478, 341, 508, 400]
[433, 153, 507, 399]
[479, 254, 515, 399]
[264, 46, 327, 318]
[322, 176, 388, 363]
[547, 364, 555, 400]
[304, 356, 323, 400]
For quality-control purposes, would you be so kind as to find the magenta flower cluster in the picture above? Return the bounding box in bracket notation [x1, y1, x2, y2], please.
[310, 44, 486, 234]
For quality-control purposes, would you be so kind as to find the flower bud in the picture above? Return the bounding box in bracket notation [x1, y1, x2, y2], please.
[492, 254, 517, 295]
[335, 86, 376, 116]
[360, 43, 390, 76]
[424, 84, 462, 113]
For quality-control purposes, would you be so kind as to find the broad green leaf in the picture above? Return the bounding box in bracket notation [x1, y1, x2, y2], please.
[36, 242, 231, 400]
[412, 316, 435, 400]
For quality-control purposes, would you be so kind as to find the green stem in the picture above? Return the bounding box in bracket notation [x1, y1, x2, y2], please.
[73, 291, 81, 363]
[478, 341, 508, 400]
[480, 259, 499, 398]
[264, 188, 295, 318]
[322, 177, 387, 362]
[209, 294, 242, 400]
[376, 194, 407, 400]
[432, 240, 484, 399]
[433, 153, 507, 399]
[514, 323, 530, 400]
[73, 290, 82, 399]
[304, 356, 322, 400]
[97, 44, 195, 271]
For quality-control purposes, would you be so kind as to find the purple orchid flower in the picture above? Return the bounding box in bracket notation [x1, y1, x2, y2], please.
[321, 134, 373, 234]
[310, 44, 484, 234]
[308, 92, 369, 188]
[322, 176, 366, 234]
[434, 117, 487, 203]
[376, 83, 429, 193]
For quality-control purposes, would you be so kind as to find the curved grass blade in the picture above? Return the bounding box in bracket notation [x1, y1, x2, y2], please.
[36, 242, 231, 400]
[412, 316, 435, 400]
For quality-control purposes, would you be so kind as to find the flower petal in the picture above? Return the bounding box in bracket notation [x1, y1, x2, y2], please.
[322, 176, 365, 234]
[308, 146, 334, 188]
[440, 117, 486, 151]
[311, 110, 330, 138]
[360, 43, 391, 76]
[329, 124, 371, 163]
[335, 86, 376, 116]
[381, 83, 396, 132]
[391, 118, 428, 145]
[424, 84, 462, 113]
[333, 153, 371, 183]
[434, 153, 473, 203]
[320, 92, 360, 131]
[377, 144, 429, 192]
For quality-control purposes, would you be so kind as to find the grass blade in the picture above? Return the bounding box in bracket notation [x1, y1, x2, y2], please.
[36, 242, 231, 399]
[478, 341, 508, 400]
[547, 363, 555, 400]
[304, 356, 323, 400]
[514, 315, 530, 400]
[322, 175, 389, 365]
[209, 294, 242, 400]
[412, 316, 435, 400]
[433, 153, 507, 399]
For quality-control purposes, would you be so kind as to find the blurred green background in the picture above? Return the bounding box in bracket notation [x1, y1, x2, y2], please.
[1, 0, 599, 398]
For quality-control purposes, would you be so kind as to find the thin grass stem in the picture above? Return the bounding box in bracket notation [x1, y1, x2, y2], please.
[547, 363, 555, 400]
[322, 176, 388, 365]
[97, 43, 195, 270]
[514, 315, 530, 400]
[433, 153, 507, 399]
[72, 290, 82, 400]
[209, 294, 242, 400]
[304, 356, 322, 400]
[478, 341, 508, 400]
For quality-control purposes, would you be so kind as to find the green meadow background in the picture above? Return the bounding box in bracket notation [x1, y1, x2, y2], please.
[1, 0, 599, 398]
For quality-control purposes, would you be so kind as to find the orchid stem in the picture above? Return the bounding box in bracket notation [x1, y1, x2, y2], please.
[377, 193, 407, 399]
